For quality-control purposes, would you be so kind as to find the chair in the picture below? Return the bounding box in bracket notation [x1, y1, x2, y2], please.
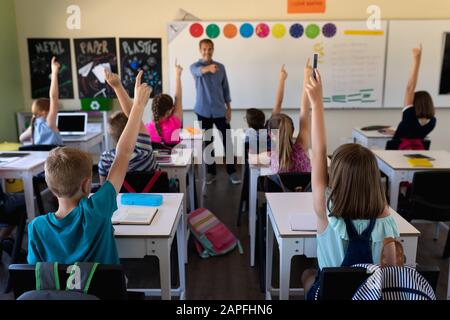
[120, 171, 170, 193]
[401, 171, 450, 258]
[8, 264, 129, 300]
[319, 265, 439, 300]
[385, 139, 431, 150]
[236, 141, 250, 227]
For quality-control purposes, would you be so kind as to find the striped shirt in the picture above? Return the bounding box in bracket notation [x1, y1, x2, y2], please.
[98, 133, 158, 178]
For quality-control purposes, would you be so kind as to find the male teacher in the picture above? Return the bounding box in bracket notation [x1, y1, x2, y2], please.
[190, 39, 241, 184]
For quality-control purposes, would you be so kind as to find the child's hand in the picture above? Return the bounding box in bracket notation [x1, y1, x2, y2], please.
[279, 64, 288, 81]
[175, 59, 183, 77]
[305, 69, 323, 105]
[51, 56, 60, 73]
[412, 44, 422, 59]
[303, 58, 313, 84]
[134, 70, 152, 107]
[104, 69, 121, 88]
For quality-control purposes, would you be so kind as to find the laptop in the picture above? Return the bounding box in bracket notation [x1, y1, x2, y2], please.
[57, 113, 88, 136]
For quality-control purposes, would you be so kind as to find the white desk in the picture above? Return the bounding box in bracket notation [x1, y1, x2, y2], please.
[373, 150, 450, 210]
[62, 131, 104, 153]
[352, 127, 393, 149]
[0, 151, 48, 220]
[114, 193, 185, 300]
[265, 192, 420, 300]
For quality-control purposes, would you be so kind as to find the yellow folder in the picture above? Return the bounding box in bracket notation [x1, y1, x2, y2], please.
[407, 158, 433, 168]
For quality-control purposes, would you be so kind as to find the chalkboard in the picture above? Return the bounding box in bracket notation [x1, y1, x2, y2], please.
[27, 38, 74, 99]
[119, 38, 162, 98]
[74, 38, 118, 98]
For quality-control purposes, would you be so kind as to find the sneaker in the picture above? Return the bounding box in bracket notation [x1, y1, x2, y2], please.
[229, 172, 242, 184]
[205, 173, 216, 185]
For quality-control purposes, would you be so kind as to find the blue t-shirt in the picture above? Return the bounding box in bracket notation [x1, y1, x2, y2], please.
[33, 117, 63, 145]
[27, 181, 119, 265]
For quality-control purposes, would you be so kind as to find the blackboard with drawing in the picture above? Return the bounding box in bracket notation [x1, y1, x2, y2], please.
[27, 38, 74, 99]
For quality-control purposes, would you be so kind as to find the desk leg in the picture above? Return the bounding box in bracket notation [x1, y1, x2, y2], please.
[178, 176, 188, 264]
[389, 173, 401, 211]
[158, 241, 172, 300]
[265, 212, 274, 300]
[188, 164, 195, 212]
[249, 167, 259, 267]
[23, 172, 36, 220]
[447, 262, 450, 300]
[176, 212, 186, 300]
[279, 240, 292, 300]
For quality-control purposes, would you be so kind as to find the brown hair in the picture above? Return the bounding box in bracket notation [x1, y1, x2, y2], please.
[151, 94, 174, 142]
[267, 113, 294, 171]
[45, 147, 93, 198]
[327, 144, 387, 219]
[199, 38, 214, 49]
[30, 98, 50, 144]
[414, 91, 435, 118]
[108, 111, 128, 144]
[381, 237, 405, 267]
[246, 108, 266, 130]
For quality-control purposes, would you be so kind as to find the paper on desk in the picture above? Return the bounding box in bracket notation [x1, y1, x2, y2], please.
[0, 157, 22, 167]
[289, 212, 317, 231]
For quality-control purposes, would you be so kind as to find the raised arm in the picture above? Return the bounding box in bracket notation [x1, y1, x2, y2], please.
[295, 59, 312, 150]
[404, 44, 422, 107]
[47, 57, 60, 131]
[272, 64, 288, 115]
[173, 60, 183, 121]
[305, 69, 328, 233]
[107, 71, 151, 192]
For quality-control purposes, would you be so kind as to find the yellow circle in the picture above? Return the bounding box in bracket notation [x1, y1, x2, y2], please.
[272, 24, 286, 39]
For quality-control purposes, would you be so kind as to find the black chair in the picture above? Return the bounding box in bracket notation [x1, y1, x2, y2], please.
[8, 264, 129, 300]
[120, 171, 170, 193]
[385, 139, 431, 150]
[236, 141, 250, 227]
[400, 171, 450, 258]
[318, 265, 439, 300]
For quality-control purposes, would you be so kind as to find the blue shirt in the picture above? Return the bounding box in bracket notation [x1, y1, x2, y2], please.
[190, 59, 231, 118]
[33, 117, 63, 145]
[27, 181, 119, 265]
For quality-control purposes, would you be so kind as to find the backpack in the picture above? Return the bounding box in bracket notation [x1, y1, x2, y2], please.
[187, 208, 243, 258]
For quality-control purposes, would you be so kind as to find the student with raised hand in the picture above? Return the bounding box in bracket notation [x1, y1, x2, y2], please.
[100, 70, 158, 184]
[27, 73, 152, 265]
[301, 68, 399, 300]
[20, 56, 63, 145]
[267, 62, 311, 173]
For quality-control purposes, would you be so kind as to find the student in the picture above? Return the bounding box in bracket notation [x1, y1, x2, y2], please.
[99, 70, 158, 184]
[27, 72, 151, 264]
[267, 63, 311, 173]
[392, 44, 436, 140]
[245, 107, 267, 155]
[145, 62, 183, 146]
[0, 186, 26, 257]
[301, 68, 400, 300]
[19, 57, 63, 145]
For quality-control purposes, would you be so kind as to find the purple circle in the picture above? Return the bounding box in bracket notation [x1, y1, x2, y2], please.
[322, 23, 337, 38]
[289, 23, 304, 38]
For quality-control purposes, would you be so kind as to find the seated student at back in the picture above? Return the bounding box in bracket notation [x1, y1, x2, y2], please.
[27, 73, 152, 264]
[245, 108, 270, 155]
[98, 70, 158, 184]
[19, 57, 63, 146]
[393, 45, 436, 140]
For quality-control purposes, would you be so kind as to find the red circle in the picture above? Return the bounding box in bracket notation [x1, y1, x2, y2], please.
[190, 23, 204, 38]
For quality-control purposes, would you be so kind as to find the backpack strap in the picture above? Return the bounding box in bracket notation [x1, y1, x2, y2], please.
[122, 180, 136, 193]
[35, 262, 60, 290]
[142, 170, 162, 193]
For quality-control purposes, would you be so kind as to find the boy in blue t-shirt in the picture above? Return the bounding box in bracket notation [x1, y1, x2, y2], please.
[27, 71, 152, 264]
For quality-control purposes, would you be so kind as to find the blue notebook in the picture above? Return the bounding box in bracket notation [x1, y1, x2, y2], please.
[120, 194, 163, 206]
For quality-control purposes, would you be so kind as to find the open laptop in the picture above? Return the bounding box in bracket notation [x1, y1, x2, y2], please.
[57, 112, 88, 137]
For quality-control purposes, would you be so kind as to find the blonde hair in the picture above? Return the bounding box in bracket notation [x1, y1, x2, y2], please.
[45, 147, 93, 198]
[327, 144, 387, 219]
[30, 98, 50, 144]
[268, 113, 294, 171]
[108, 111, 128, 144]
[381, 237, 405, 267]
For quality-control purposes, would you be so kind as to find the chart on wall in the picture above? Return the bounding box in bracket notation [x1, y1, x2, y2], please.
[168, 21, 388, 109]
[119, 38, 162, 98]
[27, 38, 74, 99]
[74, 38, 118, 98]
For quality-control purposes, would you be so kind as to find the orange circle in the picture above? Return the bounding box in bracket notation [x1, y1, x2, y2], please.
[223, 24, 237, 39]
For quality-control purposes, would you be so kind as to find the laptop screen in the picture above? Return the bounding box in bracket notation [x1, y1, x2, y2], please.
[57, 113, 87, 135]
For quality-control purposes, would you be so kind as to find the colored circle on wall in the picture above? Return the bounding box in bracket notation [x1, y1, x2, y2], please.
[255, 23, 270, 38]
[223, 24, 238, 39]
[322, 23, 337, 38]
[272, 23, 286, 39]
[305, 24, 320, 39]
[189, 23, 204, 38]
[206, 24, 220, 38]
[289, 23, 304, 38]
[240, 23, 254, 38]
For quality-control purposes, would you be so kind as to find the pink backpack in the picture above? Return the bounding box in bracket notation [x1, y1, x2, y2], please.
[187, 208, 243, 258]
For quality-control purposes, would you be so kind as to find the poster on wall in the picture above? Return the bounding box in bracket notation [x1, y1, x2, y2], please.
[27, 38, 74, 99]
[439, 33, 450, 94]
[119, 38, 162, 98]
[74, 38, 118, 98]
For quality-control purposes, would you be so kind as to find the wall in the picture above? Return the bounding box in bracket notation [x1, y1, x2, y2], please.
[13, 0, 450, 151]
[0, 0, 23, 142]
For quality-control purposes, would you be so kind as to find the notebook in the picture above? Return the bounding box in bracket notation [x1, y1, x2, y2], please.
[407, 158, 434, 168]
[289, 212, 317, 231]
[404, 154, 435, 160]
[112, 206, 158, 225]
[360, 125, 391, 131]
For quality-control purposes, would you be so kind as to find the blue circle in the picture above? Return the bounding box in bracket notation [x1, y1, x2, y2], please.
[240, 23, 254, 38]
[289, 23, 304, 38]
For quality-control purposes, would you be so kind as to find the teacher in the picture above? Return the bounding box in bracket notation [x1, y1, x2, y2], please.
[190, 39, 241, 185]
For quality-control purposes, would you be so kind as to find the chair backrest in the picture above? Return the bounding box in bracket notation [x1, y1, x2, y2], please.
[9, 264, 127, 300]
[120, 171, 170, 193]
[259, 172, 311, 193]
[410, 171, 450, 205]
[151, 142, 176, 151]
[385, 139, 430, 150]
[18, 144, 61, 152]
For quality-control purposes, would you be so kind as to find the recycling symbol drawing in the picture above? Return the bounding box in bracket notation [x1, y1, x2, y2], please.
[90, 101, 100, 110]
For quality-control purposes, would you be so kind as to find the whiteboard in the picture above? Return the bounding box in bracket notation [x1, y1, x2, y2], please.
[168, 20, 388, 110]
[385, 20, 450, 108]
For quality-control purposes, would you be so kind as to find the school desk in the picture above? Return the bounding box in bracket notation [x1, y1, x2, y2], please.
[265, 192, 420, 300]
[352, 126, 394, 149]
[62, 131, 104, 153]
[114, 193, 185, 300]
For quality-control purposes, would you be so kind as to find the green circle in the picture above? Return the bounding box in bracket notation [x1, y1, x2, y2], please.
[206, 24, 220, 39]
[305, 24, 320, 39]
